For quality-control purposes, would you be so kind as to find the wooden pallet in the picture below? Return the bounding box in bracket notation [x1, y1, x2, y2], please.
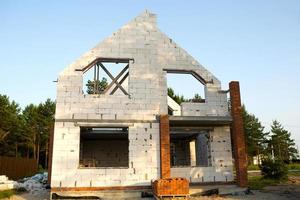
[153, 194, 190, 200]
[152, 177, 190, 200]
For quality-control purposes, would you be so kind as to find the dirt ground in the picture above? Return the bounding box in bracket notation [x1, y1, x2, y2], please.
[7, 188, 299, 200]
[4, 176, 300, 200]
[191, 176, 300, 200]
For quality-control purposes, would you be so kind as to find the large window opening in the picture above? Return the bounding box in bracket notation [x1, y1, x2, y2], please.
[79, 127, 129, 168]
[80, 58, 131, 95]
[166, 72, 206, 106]
[170, 130, 211, 167]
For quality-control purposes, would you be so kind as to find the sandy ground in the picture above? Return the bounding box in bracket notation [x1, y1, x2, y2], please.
[3, 190, 49, 200]
[6, 188, 299, 200]
[4, 176, 300, 200]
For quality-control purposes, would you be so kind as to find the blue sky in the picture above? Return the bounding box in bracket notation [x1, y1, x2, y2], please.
[0, 0, 300, 147]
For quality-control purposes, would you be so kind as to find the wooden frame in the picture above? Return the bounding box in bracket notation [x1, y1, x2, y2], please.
[76, 57, 132, 95]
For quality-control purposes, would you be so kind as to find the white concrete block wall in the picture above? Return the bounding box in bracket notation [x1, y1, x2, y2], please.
[181, 92, 229, 117]
[51, 122, 160, 187]
[52, 10, 233, 188]
[167, 96, 181, 116]
[170, 126, 234, 183]
[55, 10, 226, 120]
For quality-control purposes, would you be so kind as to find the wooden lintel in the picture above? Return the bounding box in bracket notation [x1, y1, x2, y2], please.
[77, 57, 133, 73]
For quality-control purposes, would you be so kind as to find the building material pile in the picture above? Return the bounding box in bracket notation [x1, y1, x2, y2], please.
[17, 172, 48, 193]
[152, 177, 189, 199]
[0, 175, 16, 190]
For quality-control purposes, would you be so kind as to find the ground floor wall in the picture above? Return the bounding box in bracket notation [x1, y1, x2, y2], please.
[51, 122, 233, 188]
[51, 121, 160, 187]
[170, 126, 234, 183]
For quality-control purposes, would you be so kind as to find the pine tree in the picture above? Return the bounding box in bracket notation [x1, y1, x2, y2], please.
[0, 95, 22, 156]
[268, 120, 298, 162]
[242, 105, 268, 164]
[167, 87, 188, 104]
[86, 78, 108, 94]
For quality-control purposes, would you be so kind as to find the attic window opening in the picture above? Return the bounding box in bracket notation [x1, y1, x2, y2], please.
[81, 58, 131, 95]
[166, 70, 206, 106]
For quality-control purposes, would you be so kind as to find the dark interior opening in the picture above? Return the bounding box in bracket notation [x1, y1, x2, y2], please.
[79, 127, 129, 168]
[170, 129, 211, 167]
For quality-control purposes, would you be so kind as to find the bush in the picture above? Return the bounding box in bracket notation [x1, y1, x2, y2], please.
[0, 190, 14, 199]
[288, 163, 300, 170]
[248, 164, 260, 170]
[260, 158, 288, 180]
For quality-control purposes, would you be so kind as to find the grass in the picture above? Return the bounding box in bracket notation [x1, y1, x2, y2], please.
[0, 188, 27, 199]
[248, 176, 286, 190]
[288, 171, 300, 176]
[247, 164, 260, 170]
[0, 189, 15, 199]
[288, 163, 300, 170]
[248, 163, 300, 171]
[247, 163, 300, 190]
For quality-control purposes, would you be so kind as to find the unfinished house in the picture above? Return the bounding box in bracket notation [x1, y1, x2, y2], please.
[50, 11, 247, 197]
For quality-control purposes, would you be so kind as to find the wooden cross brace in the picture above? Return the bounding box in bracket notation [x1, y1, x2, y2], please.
[97, 62, 129, 95]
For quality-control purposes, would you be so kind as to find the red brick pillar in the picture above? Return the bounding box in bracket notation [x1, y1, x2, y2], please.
[229, 81, 248, 187]
[160, 115, 171, 178]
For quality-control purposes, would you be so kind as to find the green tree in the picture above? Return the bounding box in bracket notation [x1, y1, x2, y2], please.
[242, 105, 268, 164]
[190, 93, 203, 102]
[268, 120, 298, 162]
[86, 78, 108, 94]
[0, 95, 22, 156]
[167, 87, 187, 105]
[36, 99, 55, 168]
[0, 94, 55, 168]
[21, 104, 39, 160]
[20, 99, 55, 167]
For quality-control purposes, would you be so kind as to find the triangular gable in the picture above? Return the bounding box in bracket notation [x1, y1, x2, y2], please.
[60, 10, 220, 87]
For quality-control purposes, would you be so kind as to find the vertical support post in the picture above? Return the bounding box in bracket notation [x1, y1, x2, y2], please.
[93, 65, 97, 94]
[96, 64, 100, 93]
[229, 81, 248, 187]
[160, 115, 171, 178]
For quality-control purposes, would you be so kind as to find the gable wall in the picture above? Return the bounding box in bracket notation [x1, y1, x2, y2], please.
[51, 11, 233, 188]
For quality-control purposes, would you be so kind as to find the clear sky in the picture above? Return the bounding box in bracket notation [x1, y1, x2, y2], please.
[0, 0, 299, 147]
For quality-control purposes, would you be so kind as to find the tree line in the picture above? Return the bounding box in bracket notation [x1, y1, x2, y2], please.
[243, 106, 298, 164]
[0, 94, 55, 169]
[0, 90, 299, 170]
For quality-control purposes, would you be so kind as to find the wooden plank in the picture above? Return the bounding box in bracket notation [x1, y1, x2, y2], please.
[77, 57, 133, 73]
[99, 63, 128, 95]
[51, 185, 151, 192]
[110, 72, 129, 94]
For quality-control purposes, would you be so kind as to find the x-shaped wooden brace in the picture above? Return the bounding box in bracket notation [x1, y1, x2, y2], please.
[97, 62, 129, 95]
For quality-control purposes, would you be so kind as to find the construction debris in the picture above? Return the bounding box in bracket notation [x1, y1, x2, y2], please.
[0, 175, 16, 191]
[16, 172, 48, 193]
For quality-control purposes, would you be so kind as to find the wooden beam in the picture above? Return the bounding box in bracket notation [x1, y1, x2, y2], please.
[76, 57, 133, 73]
[110, 72, 129, 95]
[93, 66, 97, 94]
[163, 69, 213, 85]
[102, 64, 129, 94]
[51, 185, 151, 192]
[98, 62, 128, 95]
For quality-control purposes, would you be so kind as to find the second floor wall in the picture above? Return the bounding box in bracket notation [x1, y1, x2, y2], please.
[55, 11, 229, 121]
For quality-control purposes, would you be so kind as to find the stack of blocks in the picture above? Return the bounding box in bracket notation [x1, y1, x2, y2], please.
[0, 175, 15, 191]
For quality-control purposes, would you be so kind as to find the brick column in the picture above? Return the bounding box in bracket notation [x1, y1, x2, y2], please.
[229, 81, 248, 187]
[160, 115, 171, 178]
